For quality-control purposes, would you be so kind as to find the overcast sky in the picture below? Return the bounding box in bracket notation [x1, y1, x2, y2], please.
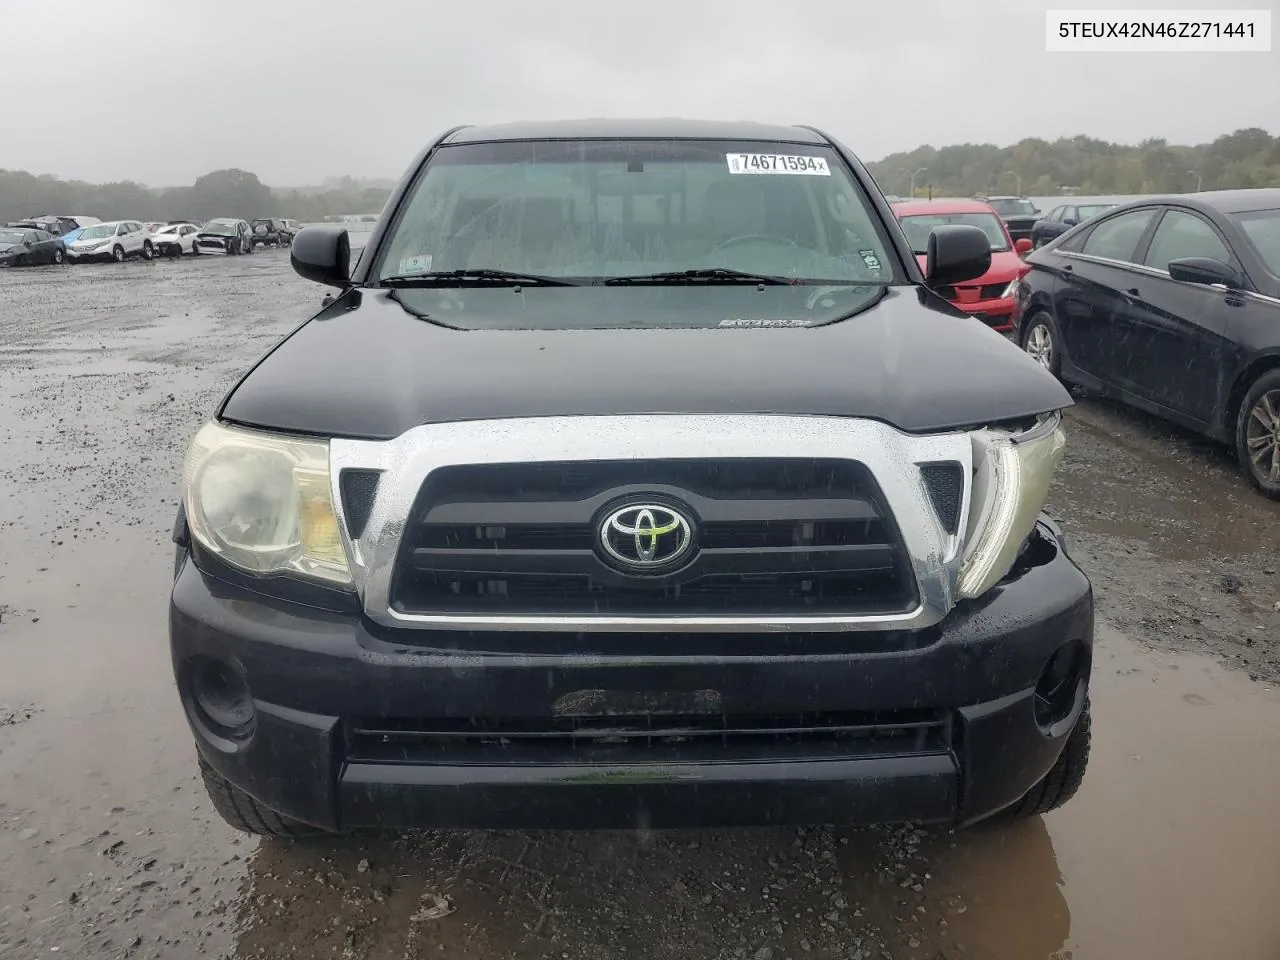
[1, 0, 1275, 186]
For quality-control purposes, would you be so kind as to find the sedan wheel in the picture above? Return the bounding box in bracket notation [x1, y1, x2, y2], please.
[1023, 316, 1058, 376]
[53, 248, 65, 265]
[1239, 373, 1280, 499]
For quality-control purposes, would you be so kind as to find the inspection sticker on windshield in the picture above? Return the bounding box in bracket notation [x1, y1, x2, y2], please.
[398, 253, 432, 274]
[726, 153, 830, 176]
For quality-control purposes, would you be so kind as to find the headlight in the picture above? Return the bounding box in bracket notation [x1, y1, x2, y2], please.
[182, 421, 351, 586]
[1000, 278, 1019, 299]
[85, 240, 108, 249]
[955, 413, 1065, 600]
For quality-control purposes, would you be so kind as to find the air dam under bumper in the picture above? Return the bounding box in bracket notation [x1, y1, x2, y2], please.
[170, 517, 1092, 832]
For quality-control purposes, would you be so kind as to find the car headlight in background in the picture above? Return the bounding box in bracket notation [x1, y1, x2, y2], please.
[182, 421, 351, 586]
[955, 412, 1066, 600]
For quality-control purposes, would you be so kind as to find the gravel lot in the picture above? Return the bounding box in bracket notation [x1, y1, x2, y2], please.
[3, 249, 1280, 960]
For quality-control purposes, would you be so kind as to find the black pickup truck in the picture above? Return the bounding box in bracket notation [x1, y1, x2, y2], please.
[171, 119, 1093, 836]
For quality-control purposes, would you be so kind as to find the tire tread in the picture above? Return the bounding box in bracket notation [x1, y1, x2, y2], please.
[1004, 698, 1091, 819]
[198, 756, 320, 837]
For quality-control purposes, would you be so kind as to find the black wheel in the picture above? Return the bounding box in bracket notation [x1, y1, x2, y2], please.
[198, 755, 321, 837]
[141, 241, 154, 261]
[1020, 312, 1061, 378]
[189, 243, 200, 256]
[1236, 369, 1280, 500]
[1004, 698, 1091, 819]
[53, 248, 65, 265]
[112, 245, 125, 263]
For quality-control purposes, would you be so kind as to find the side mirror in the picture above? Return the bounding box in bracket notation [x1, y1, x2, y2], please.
[925, 225, 992, 285]
[1015, 238, 1033, 255]
[1168, 256, 1240, 288]
[291, 225, 350, 288]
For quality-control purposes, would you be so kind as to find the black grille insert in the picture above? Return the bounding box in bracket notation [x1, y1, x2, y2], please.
[389, 459, 917, 616]
[347, 709, 951, 765]
[339, 469, 381, 539]
[919, 462, 964, 535]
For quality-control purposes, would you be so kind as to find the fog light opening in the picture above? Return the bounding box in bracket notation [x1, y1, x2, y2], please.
[190, 657, 256, 738]
[1034, 640, 1088, 732]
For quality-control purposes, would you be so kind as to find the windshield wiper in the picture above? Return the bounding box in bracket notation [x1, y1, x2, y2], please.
[605, 267, 801, 286]
[380, 268, 581, 288]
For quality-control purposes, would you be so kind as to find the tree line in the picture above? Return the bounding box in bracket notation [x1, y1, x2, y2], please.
[867, 127, 1280, 198]
[0, 168, 394, 225]
[5, 127, 1278, 226]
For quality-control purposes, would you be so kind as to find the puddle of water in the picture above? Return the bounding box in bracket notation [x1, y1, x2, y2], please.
[841, 626, 1280, 960]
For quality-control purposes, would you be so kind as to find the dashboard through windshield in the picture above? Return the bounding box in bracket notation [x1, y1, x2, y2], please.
[374, 138, 896, 287]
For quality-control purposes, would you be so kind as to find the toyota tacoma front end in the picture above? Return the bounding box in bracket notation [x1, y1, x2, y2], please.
[170, 119, 1093, 835]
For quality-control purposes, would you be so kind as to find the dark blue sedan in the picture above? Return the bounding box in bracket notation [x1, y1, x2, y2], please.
[1031, 202, 1115, 248]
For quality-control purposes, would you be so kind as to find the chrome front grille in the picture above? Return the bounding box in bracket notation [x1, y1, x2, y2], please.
[329, 415, 974, 632]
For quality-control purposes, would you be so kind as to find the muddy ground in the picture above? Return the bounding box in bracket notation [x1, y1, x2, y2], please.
[2, 250, 1280, 960]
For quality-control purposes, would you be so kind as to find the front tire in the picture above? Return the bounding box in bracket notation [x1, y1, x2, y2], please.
[1236, 369, 1280, 500]
[198, 755, 320, 838]
[112, 245, 125, 263]
[141, 241, 154, 261]
[1003, 698, 1091, 819]
[1021, 312, 1062, 378]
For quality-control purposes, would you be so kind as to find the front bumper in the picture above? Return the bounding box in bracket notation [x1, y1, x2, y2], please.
[951, 296, 1015, 332]
[170, 518, 1093, 832]
[67, 247, 111, 261]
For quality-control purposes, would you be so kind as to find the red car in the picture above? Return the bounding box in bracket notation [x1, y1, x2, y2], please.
[891, 199, 1032, 332]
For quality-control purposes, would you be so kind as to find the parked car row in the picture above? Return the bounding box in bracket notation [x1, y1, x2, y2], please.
[0, 217, 302, 267]
[1012, 188, 1280, 498]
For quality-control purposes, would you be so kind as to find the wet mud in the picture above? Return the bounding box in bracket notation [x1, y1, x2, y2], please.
[2, 253, 1279, 959]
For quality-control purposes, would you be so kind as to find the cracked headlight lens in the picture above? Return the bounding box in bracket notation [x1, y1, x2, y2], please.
[956, 413, 1065, 599]
[182, 421, 351, 586]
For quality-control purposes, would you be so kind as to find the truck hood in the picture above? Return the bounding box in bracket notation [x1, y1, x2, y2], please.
[219, 285, 1072, 440]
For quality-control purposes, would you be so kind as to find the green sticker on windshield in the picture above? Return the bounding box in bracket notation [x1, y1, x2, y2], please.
[398, 253, 432, 275]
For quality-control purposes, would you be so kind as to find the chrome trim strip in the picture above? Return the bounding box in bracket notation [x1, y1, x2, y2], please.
[329, 415, 974, 633]
[1058, 251, 1280, 305]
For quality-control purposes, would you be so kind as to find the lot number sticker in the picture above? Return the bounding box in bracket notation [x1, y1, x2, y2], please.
[726, 154, 830, 176]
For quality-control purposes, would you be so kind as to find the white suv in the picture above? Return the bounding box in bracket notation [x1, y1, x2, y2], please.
[66, 220, 154, 263]
[151, 223, 201, 257]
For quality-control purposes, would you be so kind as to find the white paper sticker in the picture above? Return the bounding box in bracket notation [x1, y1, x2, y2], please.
[726, 154, 830, 176]
[398, 253, 433, 275]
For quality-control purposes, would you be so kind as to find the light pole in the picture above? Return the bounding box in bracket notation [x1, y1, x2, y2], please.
[1188, 169, 1203, 192]
[910, 167, 928, 198]
[1005, 169, 1022, 196]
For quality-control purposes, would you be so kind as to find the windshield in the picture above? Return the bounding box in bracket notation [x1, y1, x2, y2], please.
[0, 230, 26, 243]
[376, 138, 894, 286]
[203, 221, 238, 236]
[78, 224, 114, 240]
[987, 198, 1038, 216]
[898, 212, 1010, 253]
[1236, 208, 1280, 275]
